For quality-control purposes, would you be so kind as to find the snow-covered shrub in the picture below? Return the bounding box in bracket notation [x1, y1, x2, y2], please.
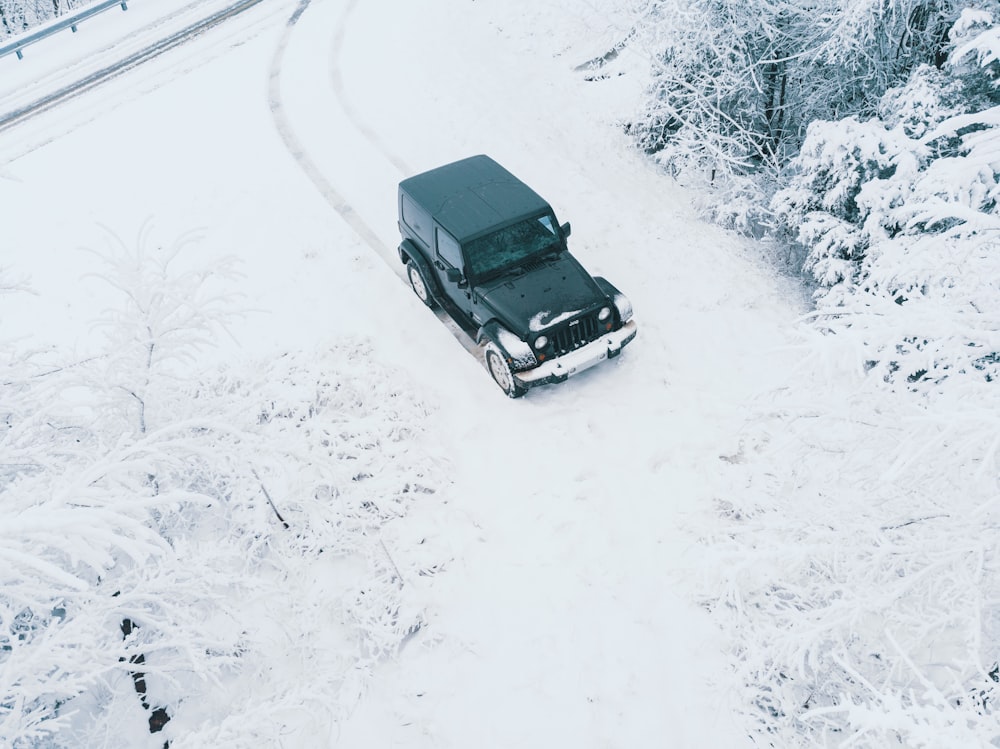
[697, 368, 1000, 748]
[676, 168, 776, 238]
[0, 233, 455, 748]
[879, 64, 973, 139]
[83, 224, 245, 437]
[771, 116, 908, 287]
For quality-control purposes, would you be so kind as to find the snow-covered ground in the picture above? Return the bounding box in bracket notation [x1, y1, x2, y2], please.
[1, 0, 813, 745]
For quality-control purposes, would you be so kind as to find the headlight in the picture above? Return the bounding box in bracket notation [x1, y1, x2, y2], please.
[598, 307, 612, 322]
[533, 335, 548, 350]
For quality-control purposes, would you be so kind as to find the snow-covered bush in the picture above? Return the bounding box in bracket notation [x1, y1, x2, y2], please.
[0, 232, 454, 747]
[698, 364, 1000, 747]
[82, 224, 246, 437]
[771, 116, 908, 287]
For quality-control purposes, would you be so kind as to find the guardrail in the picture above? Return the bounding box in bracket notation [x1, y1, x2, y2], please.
[0, 0, 129, 61]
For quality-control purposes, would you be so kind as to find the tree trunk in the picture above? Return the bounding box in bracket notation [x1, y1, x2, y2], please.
[120, 618, 171, 748]
[761, 56, 788, 163]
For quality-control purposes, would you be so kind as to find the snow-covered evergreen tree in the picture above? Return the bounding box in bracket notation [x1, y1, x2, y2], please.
[772, 5, 1000, 391]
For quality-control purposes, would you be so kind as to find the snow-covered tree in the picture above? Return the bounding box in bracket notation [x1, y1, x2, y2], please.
[772, 6, 1000, 391]
[0, 0, 83, 38]
[630, 0, 963, 228]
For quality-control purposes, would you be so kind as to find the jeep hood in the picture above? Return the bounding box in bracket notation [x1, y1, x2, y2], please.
[476, 253, 606, 337]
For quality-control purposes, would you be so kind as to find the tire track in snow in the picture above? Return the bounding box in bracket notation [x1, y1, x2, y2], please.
[267, 0, 392, 266]
[268, 0, 483, 359]
[328, 0, 413, 177]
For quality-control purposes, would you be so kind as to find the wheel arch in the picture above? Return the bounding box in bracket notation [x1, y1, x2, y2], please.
[398, 238, 426, 265]
[400, 240, 442, 299]
[477, 319, 537, 371]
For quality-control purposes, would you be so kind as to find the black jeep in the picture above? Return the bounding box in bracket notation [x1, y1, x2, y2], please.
[397, 155, 636, 397]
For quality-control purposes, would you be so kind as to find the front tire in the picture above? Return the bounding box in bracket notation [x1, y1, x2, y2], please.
[407, 261, 437, 309]
[485, 344, 526, 399]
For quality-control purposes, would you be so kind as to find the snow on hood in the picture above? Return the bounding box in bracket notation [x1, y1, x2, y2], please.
[477, 253, 605, 337]
[529, 309, 582, 332]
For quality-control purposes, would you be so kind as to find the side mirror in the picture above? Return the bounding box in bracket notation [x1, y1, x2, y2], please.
[561, 222, 572, 238]
[446, 267, 463, 283]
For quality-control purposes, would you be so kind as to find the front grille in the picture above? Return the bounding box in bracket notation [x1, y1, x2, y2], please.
[551, 314, 599, 355]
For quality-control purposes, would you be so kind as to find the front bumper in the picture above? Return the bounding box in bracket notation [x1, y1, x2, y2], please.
[513, 319, 637, 390]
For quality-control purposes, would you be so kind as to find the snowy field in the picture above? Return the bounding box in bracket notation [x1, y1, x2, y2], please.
[7, 0, 992, 747]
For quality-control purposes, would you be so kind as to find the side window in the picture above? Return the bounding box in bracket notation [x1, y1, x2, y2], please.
[436, 228, 463, 269]
[401, 194, 432, 247]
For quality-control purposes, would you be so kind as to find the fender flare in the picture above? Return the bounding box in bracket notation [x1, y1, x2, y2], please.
[477, 319, 537, 371]
[399, 239, 442, 299]
[593, 276, 620, 298]
[594, 276, 633, 325]
[398, 238, 427, 266]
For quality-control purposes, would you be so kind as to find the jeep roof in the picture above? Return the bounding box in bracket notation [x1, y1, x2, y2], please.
[399, 154, 552, 243]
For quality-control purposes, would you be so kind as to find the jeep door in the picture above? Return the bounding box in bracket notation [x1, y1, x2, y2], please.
[433, 226, 475, 321]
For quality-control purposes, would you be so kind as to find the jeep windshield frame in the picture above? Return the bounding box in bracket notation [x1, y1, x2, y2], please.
[463, 212, 562, 282]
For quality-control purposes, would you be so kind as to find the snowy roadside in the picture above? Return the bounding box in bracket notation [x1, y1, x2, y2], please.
[0, 0, 253, 102]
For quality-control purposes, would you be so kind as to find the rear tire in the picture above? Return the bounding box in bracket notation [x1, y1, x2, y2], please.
[407, 261, 437, 309]
[485, 344, 526, 399]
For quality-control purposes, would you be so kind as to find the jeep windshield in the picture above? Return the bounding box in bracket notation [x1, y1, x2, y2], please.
[465, 213, 560, 280]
